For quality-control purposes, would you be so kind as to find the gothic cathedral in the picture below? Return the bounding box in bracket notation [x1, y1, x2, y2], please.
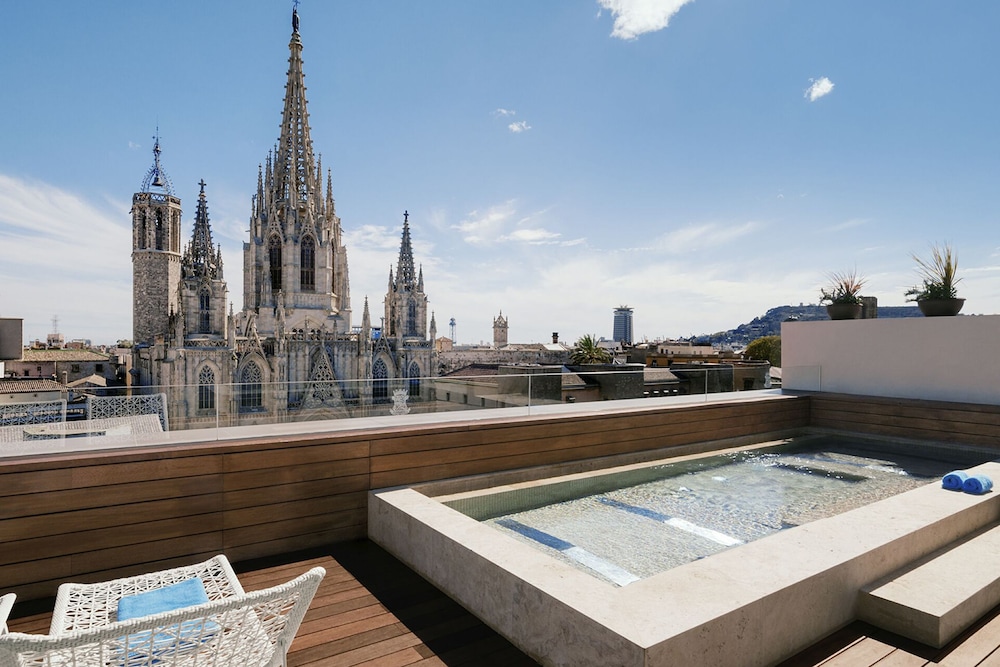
[131, 9, 436, 429]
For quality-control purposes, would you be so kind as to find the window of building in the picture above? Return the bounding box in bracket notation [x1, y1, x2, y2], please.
[239, 361, 263, 411]
[407, 298, 417, 335]
[373, 358, 388, 401]
[407, 361, 420, 397]
[268, 235, 282, 292]
[198, 365, 216, 411]
[95, 364, 104, 373]
[199, 289, 211, 333]
[154, 210, 165, 250]
[71, 364, 80, 373]
[300, 236, 315, 291]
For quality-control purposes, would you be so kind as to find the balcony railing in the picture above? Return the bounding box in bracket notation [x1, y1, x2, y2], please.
[0, 366, 773, 455]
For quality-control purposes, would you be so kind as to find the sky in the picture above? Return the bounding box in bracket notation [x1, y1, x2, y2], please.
[1, 1, 999, 347]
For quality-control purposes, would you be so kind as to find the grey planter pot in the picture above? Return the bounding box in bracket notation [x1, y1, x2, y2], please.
[917, 298, 965, 317]
[826, 304, 863, 320]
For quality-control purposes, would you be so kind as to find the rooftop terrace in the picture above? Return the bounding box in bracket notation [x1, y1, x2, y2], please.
[4, 316, 1000, 665]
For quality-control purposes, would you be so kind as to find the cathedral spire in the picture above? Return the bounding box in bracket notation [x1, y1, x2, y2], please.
[141, 131, 175, 196]
[394, 211, 417, 290]
[273, 5, 317, 206]
[182, 179, 220, 280]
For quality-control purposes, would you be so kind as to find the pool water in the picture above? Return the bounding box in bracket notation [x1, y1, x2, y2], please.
[449, 436, 994, 586]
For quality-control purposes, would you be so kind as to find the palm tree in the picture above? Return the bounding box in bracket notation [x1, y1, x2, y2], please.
[570, 334, 612, 365]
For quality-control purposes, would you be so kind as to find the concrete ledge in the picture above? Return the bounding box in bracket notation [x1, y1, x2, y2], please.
[859, 522, 1000, 648]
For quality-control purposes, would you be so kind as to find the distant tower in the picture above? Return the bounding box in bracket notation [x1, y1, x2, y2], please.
[613, 306, 634, 345]
[449, 318, 456, 342]
[132, 136, 182, 344]
[384, 212, 429, 341]
[493, 310, 508, 348]
[179, 179, 228, 339]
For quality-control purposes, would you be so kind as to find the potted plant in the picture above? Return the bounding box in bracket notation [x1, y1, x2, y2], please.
[819, 269, 867, 320]
[904, 243, 964, 316]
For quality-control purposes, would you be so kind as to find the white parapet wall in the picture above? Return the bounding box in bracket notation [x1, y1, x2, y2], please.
[782, 315, 1000, 405]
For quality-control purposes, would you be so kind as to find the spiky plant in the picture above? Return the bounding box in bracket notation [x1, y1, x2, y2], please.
[819, 269, 867, 305]
[905, 243, 960, 301]
[570, 334, 612, 365]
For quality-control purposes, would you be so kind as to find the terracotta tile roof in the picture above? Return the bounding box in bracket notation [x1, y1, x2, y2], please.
[18, 349, 111, 362]
[0, 378, 65, 393]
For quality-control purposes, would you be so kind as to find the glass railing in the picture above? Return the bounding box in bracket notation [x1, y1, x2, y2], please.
[0, 365, 773, 454]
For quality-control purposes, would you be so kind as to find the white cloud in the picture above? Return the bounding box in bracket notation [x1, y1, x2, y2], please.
[501, 228, 561, 244]
[128, 141, 142, 150]
[805, 77, 835, 102]
[508, 120, 531, 133]
[492, 108, 516, 117]
[652, 220, 760, 252]
[597, 0, 695, 40]
[0, 174, 132, 343]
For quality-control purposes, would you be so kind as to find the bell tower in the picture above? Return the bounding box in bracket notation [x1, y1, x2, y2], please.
[132, 136, 182, 344]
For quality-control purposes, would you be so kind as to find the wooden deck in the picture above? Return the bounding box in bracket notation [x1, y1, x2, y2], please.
[6, 540, 540, 667]
[778, 606, 1000, 666]
[10, 538, 1000, 666]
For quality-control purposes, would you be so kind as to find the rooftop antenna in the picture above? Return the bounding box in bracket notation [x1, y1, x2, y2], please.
[51, 315, 59, 334]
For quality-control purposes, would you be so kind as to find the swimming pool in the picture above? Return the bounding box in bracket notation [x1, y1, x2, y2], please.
[442, 435, 987, 585]
[370, 431, 1000, 667]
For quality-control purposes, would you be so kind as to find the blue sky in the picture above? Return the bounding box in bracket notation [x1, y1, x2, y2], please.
[1, 1, 999, 347]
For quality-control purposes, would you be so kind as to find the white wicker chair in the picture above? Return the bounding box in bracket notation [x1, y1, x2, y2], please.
[0, 567, 325, 667]
[50, 555, 245, 634]
[0, 594, 14, 635]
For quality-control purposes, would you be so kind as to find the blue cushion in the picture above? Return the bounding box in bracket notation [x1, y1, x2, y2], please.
[118, 578, 209, 621]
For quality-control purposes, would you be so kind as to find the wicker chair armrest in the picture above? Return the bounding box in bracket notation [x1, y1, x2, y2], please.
[0, 593, 15, 634]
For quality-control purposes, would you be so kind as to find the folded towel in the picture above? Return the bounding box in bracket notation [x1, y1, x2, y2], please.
[942, 471, 969, 491]
[962, 475, 993, 495]
[118, 578, 209, 621]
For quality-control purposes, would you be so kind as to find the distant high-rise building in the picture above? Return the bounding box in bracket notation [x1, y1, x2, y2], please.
[613, 306, 633, 345]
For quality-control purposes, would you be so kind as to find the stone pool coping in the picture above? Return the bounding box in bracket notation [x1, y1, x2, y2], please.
[369, 439, 1000, 667]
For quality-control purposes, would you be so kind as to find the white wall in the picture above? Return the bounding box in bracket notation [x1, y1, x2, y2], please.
[782, 315, 1000, 406]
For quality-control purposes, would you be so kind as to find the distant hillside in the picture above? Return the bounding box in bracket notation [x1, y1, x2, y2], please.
[693, 304, 922, 348]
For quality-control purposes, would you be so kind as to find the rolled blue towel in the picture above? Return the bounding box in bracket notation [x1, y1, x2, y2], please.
[962, 475, 993, 495]
[942, 471, 969, 491]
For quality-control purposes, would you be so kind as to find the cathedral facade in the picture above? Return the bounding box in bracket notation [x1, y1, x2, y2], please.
[131, 10, 436, 430]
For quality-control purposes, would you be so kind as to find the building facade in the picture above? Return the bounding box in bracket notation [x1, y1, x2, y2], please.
[612, 306, 634, 345]
[131, 9, 435, 429]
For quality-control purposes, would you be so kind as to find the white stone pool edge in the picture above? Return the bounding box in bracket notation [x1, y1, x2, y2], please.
[369, 457, 1000, 667]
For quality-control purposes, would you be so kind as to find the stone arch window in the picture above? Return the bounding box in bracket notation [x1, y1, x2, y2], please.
[239, 360, 263, 411]
[154, 210, 165, 250]
[199, 288, 211, 333]
[406, 298, 417, 336]
[268, 235, 282, 292]
[373, 358, 388, 401]
[198, 365, 215, 411]
[138, 213, 147, 250]
[407, 361, 421, 397]
[300, 235, 316, 291]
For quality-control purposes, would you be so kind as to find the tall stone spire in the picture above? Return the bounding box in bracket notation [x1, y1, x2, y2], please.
[394, 211, 417, 290]
[182, 179, 222, 280]
[274, 5, 317, 207]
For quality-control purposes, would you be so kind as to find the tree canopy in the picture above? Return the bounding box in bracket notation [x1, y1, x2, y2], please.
[745, 335, 780, 367]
